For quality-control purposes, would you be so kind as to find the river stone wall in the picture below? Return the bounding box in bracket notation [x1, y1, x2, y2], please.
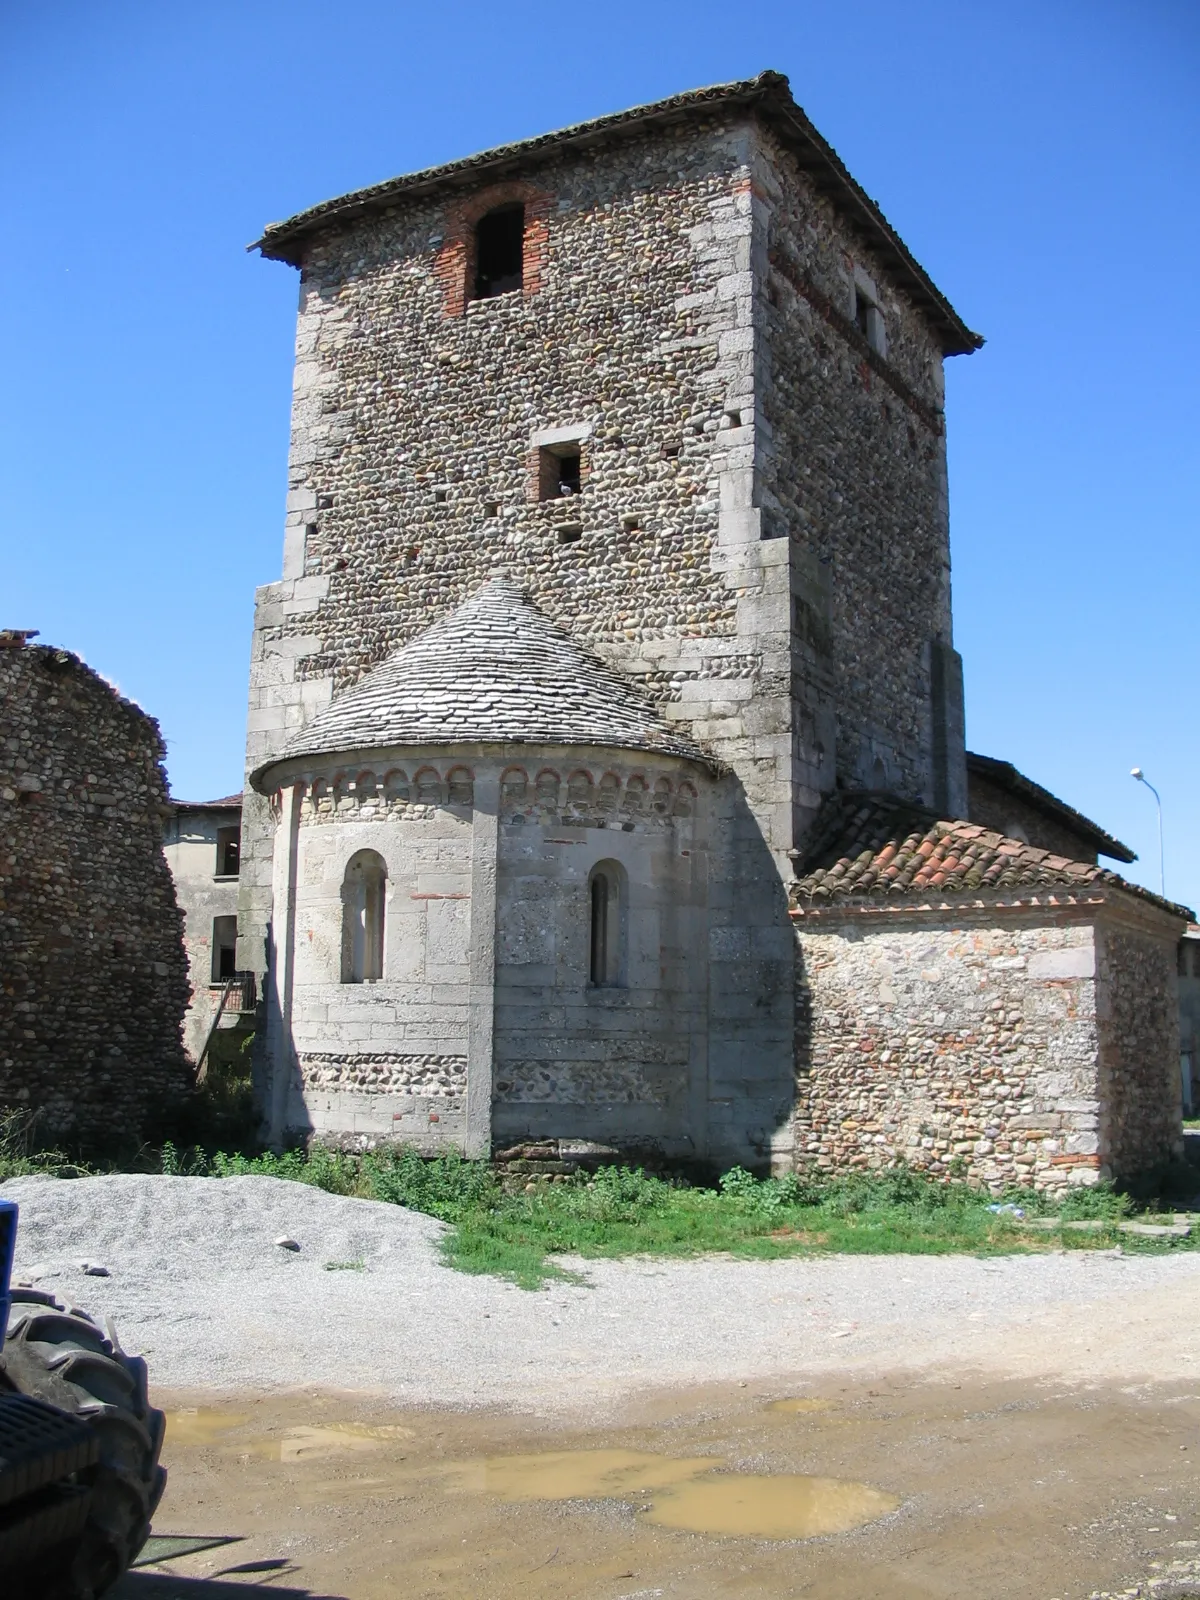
[0, 639, 190, 1146]
[792, 904, 1184, 1192]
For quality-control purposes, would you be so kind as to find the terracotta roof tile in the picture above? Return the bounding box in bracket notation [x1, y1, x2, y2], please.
[790, 792, 1192, 920]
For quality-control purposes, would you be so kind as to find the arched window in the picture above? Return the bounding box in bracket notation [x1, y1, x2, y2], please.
[341, 850, 387, 984]
[588, 860, 626, 987]
[474, 204, 524, 299]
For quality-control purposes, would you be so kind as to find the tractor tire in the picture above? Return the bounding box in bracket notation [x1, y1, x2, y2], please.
[1, 1287, 166, 1599]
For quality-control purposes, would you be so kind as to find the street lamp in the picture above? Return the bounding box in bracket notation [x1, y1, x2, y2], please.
[1130, 768, 1165, 898]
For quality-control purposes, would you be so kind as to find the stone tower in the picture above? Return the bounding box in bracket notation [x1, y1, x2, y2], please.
[242, 71, 981, 1164]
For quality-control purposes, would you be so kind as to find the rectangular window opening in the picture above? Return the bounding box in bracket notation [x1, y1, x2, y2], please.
[211, 915, 238, 983]
[216, 825, 240, 878]
[556, 524, 583, 545]
[474, 204, 525, 300]
[484, 501, 500, 518]
[538, 445, 582, 502]
[853, 287, 886, 355]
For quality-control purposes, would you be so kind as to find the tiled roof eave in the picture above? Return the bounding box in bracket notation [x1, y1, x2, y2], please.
[250, 72, 980, 356]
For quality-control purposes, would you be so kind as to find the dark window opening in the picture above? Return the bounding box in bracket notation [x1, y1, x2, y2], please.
[725, 410, 742, 428]
[484, 501, 499, 518]
[538, 445, 582, 501]
[587, 861, 625, 987]
[590, 875, 609, 986]
[216, 825, 240, 878]
[212, 915, 238, 983]
[661, 443, 681, 459]
[556, 524, 583, 545]
[474, 204, 524, 299]
[621, 514, 640, 531]
[853, 287, 885, 354]
[434, 488, 448, 503]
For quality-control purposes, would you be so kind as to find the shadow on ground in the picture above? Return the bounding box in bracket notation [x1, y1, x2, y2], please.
[112, 1576, 346, 1598]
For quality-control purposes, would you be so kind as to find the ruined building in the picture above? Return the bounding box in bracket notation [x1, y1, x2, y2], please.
[0, 632, 191, 1145]
[240, 72, 1189, 1188]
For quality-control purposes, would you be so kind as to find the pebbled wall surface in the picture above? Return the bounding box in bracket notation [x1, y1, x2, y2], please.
[0, 641, 191, 1146]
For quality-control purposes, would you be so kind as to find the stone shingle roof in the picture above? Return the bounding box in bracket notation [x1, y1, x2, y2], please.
[251, 72, 980, 357]
[966, 751, 1135, 864]
[252, 581, 705, 788]
[790, 792, 1192, 920]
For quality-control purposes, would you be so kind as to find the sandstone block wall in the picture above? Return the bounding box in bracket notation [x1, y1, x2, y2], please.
[0, 641, 190, 1146]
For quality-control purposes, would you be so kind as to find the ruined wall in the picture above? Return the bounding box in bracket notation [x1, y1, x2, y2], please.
[792, 913, 1105, 1192]
[755, 125, 965, 822]
[966, 772, 1100, 865]
[1097, 919, 1182, 1176]
[0, 641, 190, 1145]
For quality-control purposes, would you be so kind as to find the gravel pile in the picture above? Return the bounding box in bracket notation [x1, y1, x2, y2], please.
[5, 1174, 1199, 1412]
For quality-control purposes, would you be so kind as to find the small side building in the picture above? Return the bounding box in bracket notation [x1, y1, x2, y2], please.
[790, 794, 1190, 1192]
[162, 795, 255, 1065]
[0, 631, 191, 1145]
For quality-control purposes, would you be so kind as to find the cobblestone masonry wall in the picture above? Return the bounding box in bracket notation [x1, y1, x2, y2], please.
[1097, 924, 1182, 1175]
[0, 642, 190, 1144]
[792, 914, 1107, 1192]
[754, 126, 964, 820]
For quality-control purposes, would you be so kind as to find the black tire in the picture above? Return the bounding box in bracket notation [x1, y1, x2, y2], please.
[1, 1288, 166, 1599]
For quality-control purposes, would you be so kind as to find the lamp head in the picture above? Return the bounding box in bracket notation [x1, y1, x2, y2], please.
[1131, 767, 1144, 781]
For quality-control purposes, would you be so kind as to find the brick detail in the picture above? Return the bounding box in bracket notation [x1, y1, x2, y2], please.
[434, 181, 555, 319]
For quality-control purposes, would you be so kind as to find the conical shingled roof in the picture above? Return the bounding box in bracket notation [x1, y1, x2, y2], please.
[253, 580, 706, 786]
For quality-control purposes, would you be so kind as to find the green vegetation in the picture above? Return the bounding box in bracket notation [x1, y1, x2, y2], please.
[4, 1107, 1193, 1289]
[144, 1142, 1196, 1289]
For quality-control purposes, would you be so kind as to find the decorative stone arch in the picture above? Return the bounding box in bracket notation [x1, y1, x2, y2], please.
[673, 780, 697, 818]
[356, 768, 378, 804]
[500, 766, 529, 808]
[535, 768, 561, 811]
[597, 771, 622, 814]
[447, 765, 474, 807]
[340, 849, 387, 984]
[333, 770, 354, 812]
[567, 769, 595, 810]
[652, 776, 673, 814]
[383, 768, 410, 805]
[587, 858, 627, 988]
[622, 774, 648, 816]
[414, 766, 444, 805]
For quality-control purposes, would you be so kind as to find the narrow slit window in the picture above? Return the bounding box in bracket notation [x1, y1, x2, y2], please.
[474, 204, 525, 299]
[341, 850, 387, 983]
[853, 286, 886, 355]
[587, 860, 626, 987]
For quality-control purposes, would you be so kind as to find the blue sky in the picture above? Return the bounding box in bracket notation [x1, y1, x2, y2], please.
[3, 1, 1197, 908]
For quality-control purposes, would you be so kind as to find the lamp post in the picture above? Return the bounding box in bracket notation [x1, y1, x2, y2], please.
[1130, 767, 1165, 898]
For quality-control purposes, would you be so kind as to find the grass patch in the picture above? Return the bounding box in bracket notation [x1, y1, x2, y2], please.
[6, 1111, 1193, 1290]
[135, 1144, 1198, 1289]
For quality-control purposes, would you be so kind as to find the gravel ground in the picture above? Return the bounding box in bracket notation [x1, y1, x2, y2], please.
[4, 1173, 1199, 1413]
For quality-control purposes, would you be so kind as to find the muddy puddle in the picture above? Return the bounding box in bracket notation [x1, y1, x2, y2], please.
[120, 1374, 1200, 1600]
[437, 1446, 898, 1538]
